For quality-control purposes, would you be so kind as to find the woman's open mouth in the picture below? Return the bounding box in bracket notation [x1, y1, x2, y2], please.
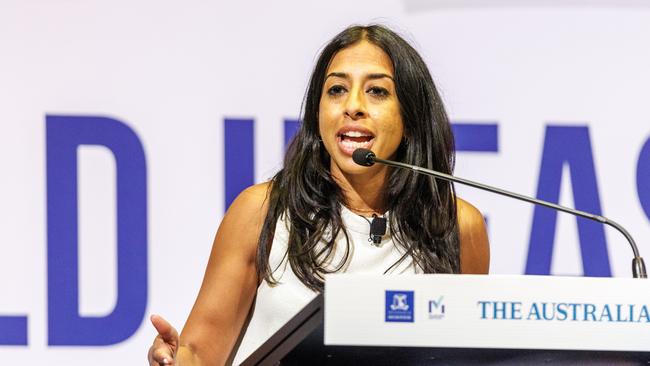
[337, 129, 375, 156]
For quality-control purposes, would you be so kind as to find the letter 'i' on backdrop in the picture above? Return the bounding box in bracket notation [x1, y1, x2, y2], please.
[223, 118, 301, 210]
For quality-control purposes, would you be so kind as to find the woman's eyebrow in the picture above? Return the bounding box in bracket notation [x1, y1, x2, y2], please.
[367, 73, 394, 81]
[325, 72, 394, 81]
[325, 72, 349, 80]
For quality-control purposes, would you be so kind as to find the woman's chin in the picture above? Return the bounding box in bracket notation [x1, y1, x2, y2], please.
[330, 157, 380, 178]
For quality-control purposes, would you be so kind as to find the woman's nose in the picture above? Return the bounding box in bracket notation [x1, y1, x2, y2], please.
[344, 88, 367, 120]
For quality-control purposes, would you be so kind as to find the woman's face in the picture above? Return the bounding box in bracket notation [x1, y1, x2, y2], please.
[319, 40, 404, 177]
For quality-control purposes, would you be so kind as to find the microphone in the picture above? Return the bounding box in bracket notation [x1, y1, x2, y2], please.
[353, 148, 375, 167]
[370, 214, 387, 246]
[352, 148, 648, 279]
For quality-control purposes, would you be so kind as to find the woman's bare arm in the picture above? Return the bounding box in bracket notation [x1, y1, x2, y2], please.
[149, 182, 271, 366]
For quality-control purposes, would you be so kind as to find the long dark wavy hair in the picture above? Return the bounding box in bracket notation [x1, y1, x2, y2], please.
[256, 24, 460, 292]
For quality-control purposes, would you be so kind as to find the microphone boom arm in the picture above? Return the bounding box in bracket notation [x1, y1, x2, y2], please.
[370, 155, 648, 279]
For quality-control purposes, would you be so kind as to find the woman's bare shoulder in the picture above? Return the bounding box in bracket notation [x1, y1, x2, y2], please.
[456, 197, 490, 274]
[215, 181, 273, 255]
[456, 198, 484, 227]
[231, 181, 273, 212]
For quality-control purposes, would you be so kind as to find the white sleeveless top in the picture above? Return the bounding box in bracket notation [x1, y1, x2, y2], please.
[232, 206, 418, 364]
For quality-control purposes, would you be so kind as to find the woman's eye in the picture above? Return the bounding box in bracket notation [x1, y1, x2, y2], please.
[367, 86, 389, 97]
[327, 85, 346, 96]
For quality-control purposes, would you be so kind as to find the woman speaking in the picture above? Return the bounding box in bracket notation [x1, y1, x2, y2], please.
[148, 24, 490, 366]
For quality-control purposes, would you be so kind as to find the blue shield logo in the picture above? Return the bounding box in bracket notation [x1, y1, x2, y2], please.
[385, 290, 414, 322]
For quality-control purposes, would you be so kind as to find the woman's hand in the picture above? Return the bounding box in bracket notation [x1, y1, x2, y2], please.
[148, 315, 180, 365]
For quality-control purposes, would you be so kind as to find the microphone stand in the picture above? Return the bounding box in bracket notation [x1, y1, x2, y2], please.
[364, 152, 647, 279]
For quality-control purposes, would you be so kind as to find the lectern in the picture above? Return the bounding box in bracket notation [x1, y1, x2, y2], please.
[243, 274, 650, 365]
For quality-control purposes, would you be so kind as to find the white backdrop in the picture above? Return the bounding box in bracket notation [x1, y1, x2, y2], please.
[2, 0, 650, 363]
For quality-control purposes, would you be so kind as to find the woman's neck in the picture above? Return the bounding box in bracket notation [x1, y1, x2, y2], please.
[331, 164, 390, 216]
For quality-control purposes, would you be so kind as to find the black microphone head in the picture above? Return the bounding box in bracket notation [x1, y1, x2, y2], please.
[352, 148, 376, 166]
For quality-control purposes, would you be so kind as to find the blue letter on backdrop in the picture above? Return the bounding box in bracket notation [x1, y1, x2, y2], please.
[284, 119, 301, 149]
[46, 115, 148, 345]
[526, 126, 611, 276]
[0, 316, 27, 345]
[452, 123, 499, 153]
[638, 137, 650, 221]
[224, 118, 301, 211]
[452, 122, 499, 226]
[224, 118, 255, 210]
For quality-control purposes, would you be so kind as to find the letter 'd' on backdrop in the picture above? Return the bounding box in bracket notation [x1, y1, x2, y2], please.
[46, 115, 148, 345]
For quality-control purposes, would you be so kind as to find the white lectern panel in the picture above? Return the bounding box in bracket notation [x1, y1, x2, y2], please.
[324, 274, 650, 351]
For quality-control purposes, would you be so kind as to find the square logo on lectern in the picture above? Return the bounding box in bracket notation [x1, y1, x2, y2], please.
[428, 296, 445, 319]
[385, 290, 414, 322]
